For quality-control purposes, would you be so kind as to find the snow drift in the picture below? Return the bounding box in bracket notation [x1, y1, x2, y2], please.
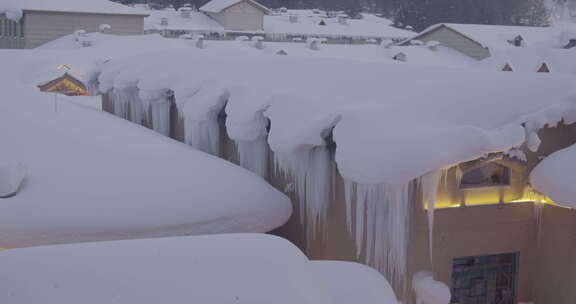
[531, 143, 576, 207]
[0, 234, 397, 304]
[0, 50, 292, 249]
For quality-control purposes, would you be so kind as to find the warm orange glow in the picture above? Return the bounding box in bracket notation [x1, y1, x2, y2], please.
[57, 64, 71, 70]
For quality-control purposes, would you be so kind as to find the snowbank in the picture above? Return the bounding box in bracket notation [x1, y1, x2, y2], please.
[0, 234, 399, 304]
[311, 261, 399, 304]
[0, 0, 147, 22]
[0, 235, 327, 304]
[531, 144, 576, 207]
[0, 50, 291, 249]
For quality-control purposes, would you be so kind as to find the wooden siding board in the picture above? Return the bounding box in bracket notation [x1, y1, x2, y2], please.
[23, 11, 144, 48]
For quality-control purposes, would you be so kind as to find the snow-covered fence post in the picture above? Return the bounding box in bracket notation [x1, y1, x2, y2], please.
[251, 36, 265, 50]
[99, 24, 111, 34]
[380, 39, 394, 49]
[306, 37, 321, 50]
[194, 34, 206, 49]
[426, 41, 440, 51]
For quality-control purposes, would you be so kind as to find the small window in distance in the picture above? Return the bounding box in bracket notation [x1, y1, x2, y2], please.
[460, 162, 511, 189]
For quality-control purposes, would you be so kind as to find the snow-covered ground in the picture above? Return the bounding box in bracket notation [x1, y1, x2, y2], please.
[0, 49, 292, 249]
[0, 234, 399, 304]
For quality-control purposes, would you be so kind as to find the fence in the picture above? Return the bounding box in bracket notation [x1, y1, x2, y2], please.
[145, 28, 406, 45]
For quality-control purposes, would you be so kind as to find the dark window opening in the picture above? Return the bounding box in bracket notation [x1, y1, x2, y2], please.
[451, 253, 518, 304]
[460, 162, 511, 189]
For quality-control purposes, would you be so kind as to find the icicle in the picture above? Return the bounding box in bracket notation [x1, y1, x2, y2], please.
[110, 87, 144, 124]
[184, 116, 221, 155]
[236, 137, 269, 178]
[534, 201, 544, 248]
[274, 147, 333, 244]
[344, 181, 414, 289]
[421, 170, 443, 264]
[149, 99, 172, 137]
[176, 83, 229, 156]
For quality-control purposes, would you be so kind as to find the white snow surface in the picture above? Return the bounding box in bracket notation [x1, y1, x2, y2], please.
[474, 47, 576, 75]
[0, 234, 393, 304]
[531, 144, 576, 207]
[86, 40, 576, 185]
[408, 23, 572, 50]
[0, 50, 292, 249]
[264, 11, 413, 38]
[145, 8, 224, 31]
[0, 0, 147, 21]
[412, 271, 451, 304]
[200, 0, 268, 13]
[311, 261, 399, 304]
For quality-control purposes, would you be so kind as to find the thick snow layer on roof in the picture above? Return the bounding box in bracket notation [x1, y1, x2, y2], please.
[311, 261, 399, 304]
[265, 11, 413, 38]
[0, 50, 291, 249]
[0, 0, 147, 21]
[145, 8, 224, 31]
[473, 47, 576, 74]
[0, 234, 399, 304]
[409, 23, 574, 50]
[38, 32, 473, 70]
[0, 235, 341, 304]
[200, 0, 267, 13]
[88, 44, 576, 185]
[531, 144, 576, 207]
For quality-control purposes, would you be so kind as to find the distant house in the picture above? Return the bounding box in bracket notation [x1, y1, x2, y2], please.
[399, 23, 559, 60]
[200, 0, 269, 31]
[38, 72, 88, 96]
[0, 0, 148, 49]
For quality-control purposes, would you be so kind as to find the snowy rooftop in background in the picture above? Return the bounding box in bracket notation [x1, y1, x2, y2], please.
[0, 50, 291, 249]
[405, 23, 576, 49]
[145, 8, 224, 32]
[264, 11, 414, 38]
[144, 7, 413, 38]
[200, 0, 269, 13]
[473, 47, 576, 74]
[0, 234, 399, 304]
[0, 0, 148, 21]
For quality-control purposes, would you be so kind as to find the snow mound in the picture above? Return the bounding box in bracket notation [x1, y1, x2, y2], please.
[0, 235, 329, 304]
[311, 261, 399, 304]
[0, 234, 399, 304]
[531, 144, 576, 207]
[412, 270, 451, 304]
[0, 51, 292, 249]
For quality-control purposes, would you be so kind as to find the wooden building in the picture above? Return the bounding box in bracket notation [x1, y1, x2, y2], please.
[38, 73, 88, 96]
[0, 0, 148, 49]
[200, 0, 269, 31]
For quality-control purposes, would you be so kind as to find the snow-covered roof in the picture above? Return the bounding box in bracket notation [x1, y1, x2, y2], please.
[200, 0, 269, 14]
[0, 0, 148, 21]
[87, 45, 576, 186]
[403, 23, 573, 50]
[473, 47, 576, 74]
[264, 11, 413, 38]
[0, 50, 291, 249]
[0, 234, 398, 304]
[531, 144, 576, 207]
[145, 8, 224, 32]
